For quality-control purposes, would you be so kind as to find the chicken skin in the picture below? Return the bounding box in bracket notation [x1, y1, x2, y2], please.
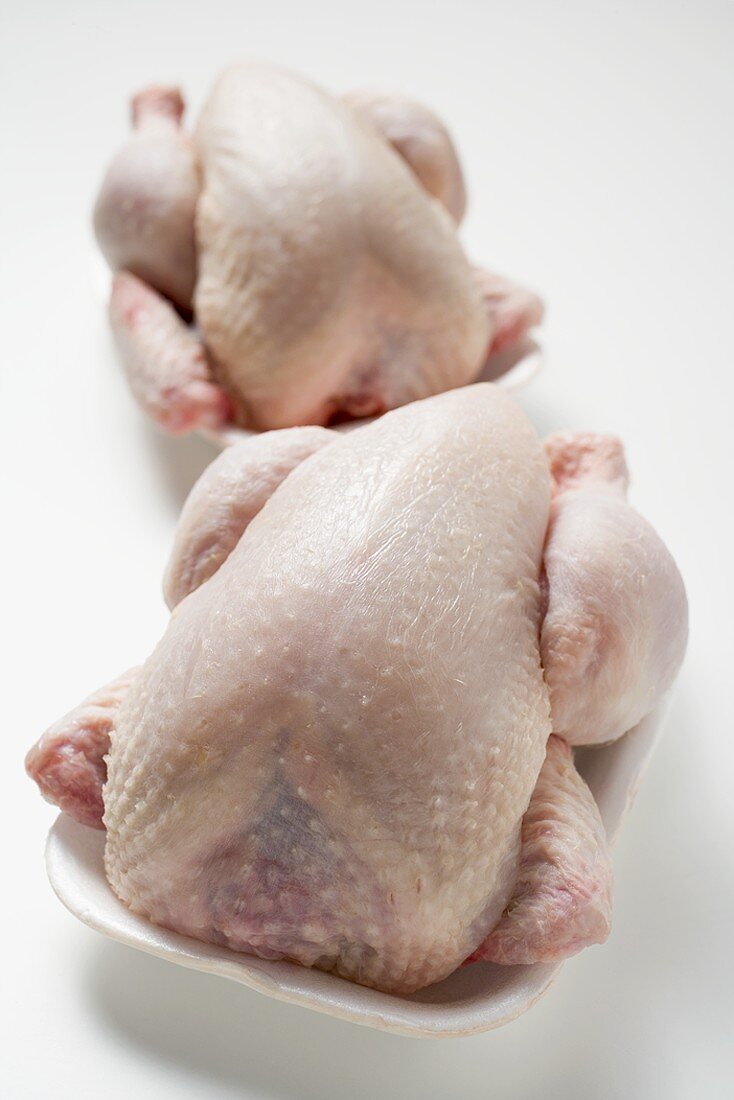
[94, 63, 543, 433]
[27, 385, 687, 992]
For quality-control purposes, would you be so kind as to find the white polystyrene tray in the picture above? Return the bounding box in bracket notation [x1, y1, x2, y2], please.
[45, 701, 667, 1038]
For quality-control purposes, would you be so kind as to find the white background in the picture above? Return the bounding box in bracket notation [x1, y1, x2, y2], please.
[2, 1, 733, 1097]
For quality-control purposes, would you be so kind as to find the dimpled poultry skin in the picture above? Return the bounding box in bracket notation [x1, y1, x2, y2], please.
[94, 63, 543, 433]
[26, 385, 688, 993]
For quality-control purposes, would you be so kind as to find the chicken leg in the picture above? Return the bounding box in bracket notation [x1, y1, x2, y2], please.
[93, 87, 199, 311]
[25, 670, 137, 829]
[470, 735, 612, 965]
[109, 272, 232, 434]
[541, 433, 688, 744]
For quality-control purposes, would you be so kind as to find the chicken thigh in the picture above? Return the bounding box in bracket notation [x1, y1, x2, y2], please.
[26, 385, 687, 992]
[94, 63, 543, 433]
[94, 87, 198, 312]
[471, 734, 612, 965]
[541, 433, 688, 744]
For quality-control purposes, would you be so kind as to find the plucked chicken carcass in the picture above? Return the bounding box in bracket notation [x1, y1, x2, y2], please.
[94, 63, 543, 433]
[26, 385, 687, 993]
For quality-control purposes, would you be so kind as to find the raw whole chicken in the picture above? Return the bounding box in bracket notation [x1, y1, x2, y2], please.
[26, 385, 687, 993]
[94, 63, 543, 433]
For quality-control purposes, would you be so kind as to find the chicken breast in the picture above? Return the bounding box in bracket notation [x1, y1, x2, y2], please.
[192, 63, 490, 428]
[103, 385, 552, 992]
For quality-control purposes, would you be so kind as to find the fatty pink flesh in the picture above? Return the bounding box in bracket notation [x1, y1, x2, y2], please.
[541, 433, 688, 744]
[109, 272, 231, 434]
[25, 671, 137, 829]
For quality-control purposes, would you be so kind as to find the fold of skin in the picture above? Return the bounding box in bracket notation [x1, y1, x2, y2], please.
[93, 86, 198, 312]
[541, 433, 689, 744]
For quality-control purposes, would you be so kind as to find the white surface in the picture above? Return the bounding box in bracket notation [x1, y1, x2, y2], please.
[1, 0, 732, 1096]
[43, 704, 666, 1038]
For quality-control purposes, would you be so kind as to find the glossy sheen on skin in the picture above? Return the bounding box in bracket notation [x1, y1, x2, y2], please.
[541, 433, 689, 744]
[164, 426, 337, 609]
[25, 671, 137, 830]
[109, 272, 232, 434]
[94, 87, 198, 311]
[471, 735, 612, 965]
[192, 63, 490, 429]
[103, 385, 552, 993]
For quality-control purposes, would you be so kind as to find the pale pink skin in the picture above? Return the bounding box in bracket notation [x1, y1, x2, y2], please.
[93, 87, 198, 312]
[109, 272, 232, 434]
[541, 433, 689, 744]
[25, 398, 687, 988]
[95, 65, 544, 432]
[342, 89, 468, 223]
[470, 735, 612, 965]
[24, 670, 137, 829]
